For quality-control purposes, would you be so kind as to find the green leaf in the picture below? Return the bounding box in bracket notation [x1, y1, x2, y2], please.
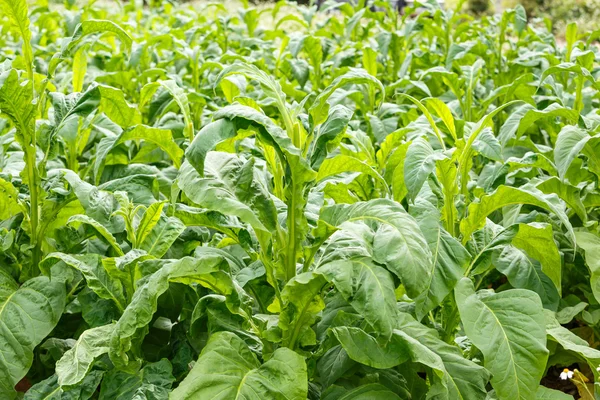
[310, 69, 384, 126]
[493, 246, 559, 310]
[536, 386, 574, 399]
[72, 20, 132, 50]
[277, 271, 328, 348]
[318, 199, 432, 300]
[512, 223, 562, 293]
[404, 137, 444, 201]
[139, 80, 193, 141]
[97, 85, 141, 128]
[139, 213, 184, 258]
[94, 124, 183, 183]
[99, 359, 174, 400]
[0, 178, 21, 220]
[545, 310, 600, 371]
[537, 177, 587, 223]
[0, 69, 35, 147]
[322, 384, 403, 400]
[412, 200, 470, 320]
[554, 126, 598, 181]
[424, 98, 457, 141]
[25, 371, 104, 400]
[574, 232, 600, 304]
[310, 105, 353, 169]
[498, 104, 578, 147]
[460, 185, 573, 245]
[398, 312, 490, 399]
[67, 214, 124, 256]
[49, 85, 101, 138]
[170, 332, 307, 400]
[317, 345, 355, 388]
[40, 253, 127, 312]
[0, 0, 33, 77]
[177, 159, 270, 237]
[0, 277, 66, 399]
[332, 326, 409, 368]
[455, 278, 548, 400]
[109, 256, 235, 368]
[318, 257, 397, 339]
[55, 323, 115, 387]
[514, 5, 527, 33]
[135, 202, 165, 248]
[317, 154, 386, 189]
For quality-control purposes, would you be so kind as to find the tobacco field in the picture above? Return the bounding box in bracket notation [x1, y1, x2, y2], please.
[1, 0, 600, 398]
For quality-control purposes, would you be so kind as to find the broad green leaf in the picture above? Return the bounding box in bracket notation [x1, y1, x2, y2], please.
[138, 213, 185, 260]
[460, 185, 573, 244]
[56, 323, 115, 387]
[139, 80, 193, 141]
[493, 246, 559, 310]
[317, 345, 355, 388]
[0, 270, 18, 303]
[498, 104, 578, 147]
[574, 232, 600, 304]
[0, 69, 35, 147]
[0, 178, 21, 220]
[73, 20, 132, 50]
[0, 277, 66, 399]
[109, 256, 234, 368]
[99, 359, 174, 400]
[276, 271, 328, 348]
[412, 200, 470, 320]
[310, 104, 353, 169]
[537, 177, 587, 223]
[333, 327, 409, 368]
[536, 386, 574, 399]
[94, 124, 183, 183]
[545, 310, 600, 371]
[512, 223, 562, 293]
[134, 201, 165, 248]
[318, 257, 397, 339]
[514, 5, 527, 33]
[25, 371, 103, 400]
[404, 137, 444, 201]
[40, 253, 127, 312]
[398, 312, 490, 399]
[321, 384, 403, 400]
[97, 85, 141, 128]
[554, 126, 598, 181]
[59, 170, 121, 231]
[540, 63, 600, 91]
[455, 278, 548, 400]
[177, 159, 270, 237]
[317, 154, 386, 189]
[0, 0, 33, 78]
[424, 98, 457, 141]
[67, 214, 124, 256]
[49, 85, 101, 138]
[318, 199, 432, 299]
[170, 332, 307, 400]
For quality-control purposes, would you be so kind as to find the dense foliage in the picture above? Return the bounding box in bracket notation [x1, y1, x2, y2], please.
[1, 0, 600, 398]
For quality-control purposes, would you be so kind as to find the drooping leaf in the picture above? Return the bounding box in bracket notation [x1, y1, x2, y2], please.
[455, 278, 548, 400]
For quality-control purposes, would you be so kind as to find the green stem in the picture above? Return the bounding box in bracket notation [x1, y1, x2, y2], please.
[25, 145, 40, 270]
[574, 75, 584, 113]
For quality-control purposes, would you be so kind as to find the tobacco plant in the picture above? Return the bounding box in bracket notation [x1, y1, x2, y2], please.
[1, 0, 600, 398]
